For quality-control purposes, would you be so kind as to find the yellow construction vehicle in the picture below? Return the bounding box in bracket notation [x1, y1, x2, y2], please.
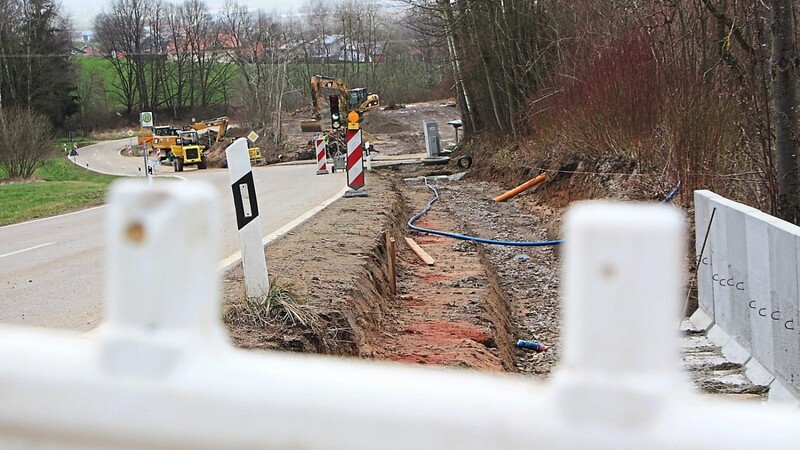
[169, 130, 207, 172]
[187, 116, 229, 147]
[300, 75, 380, 132]
[152, 125, 180, 160]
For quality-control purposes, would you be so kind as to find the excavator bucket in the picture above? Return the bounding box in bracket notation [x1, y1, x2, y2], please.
[300, 119, 323, 132]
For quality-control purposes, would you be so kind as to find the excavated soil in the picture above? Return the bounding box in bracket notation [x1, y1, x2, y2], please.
[223, 173, 524, 372]
[221, 126, 761, 397]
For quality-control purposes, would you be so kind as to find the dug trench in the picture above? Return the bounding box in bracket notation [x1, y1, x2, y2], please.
[222, 169, 559, 374]
[221, 163, 769, 394]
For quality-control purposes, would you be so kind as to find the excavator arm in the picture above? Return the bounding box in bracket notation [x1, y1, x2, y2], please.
[302, 74, 380, 132]
[310, 75, 350, 120]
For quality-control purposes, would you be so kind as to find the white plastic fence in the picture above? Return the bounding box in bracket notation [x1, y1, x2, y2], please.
[1, 181, 799, 449]
[692, 190, 800, 403]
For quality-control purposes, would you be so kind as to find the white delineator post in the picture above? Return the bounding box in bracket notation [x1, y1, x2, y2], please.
[315, 137, 328, 175]
[226, 138, 269, 298]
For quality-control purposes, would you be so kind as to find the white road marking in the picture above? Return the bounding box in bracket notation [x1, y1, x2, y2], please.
[0, 206, 107, 230]
[0, 242, 55, 259]
[218, 186, 349, 273]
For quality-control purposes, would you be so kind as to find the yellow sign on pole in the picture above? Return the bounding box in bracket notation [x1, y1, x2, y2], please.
[347, 121, 360, 130]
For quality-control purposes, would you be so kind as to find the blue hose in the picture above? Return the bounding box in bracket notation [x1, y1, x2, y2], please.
[407, 179, 681, 247]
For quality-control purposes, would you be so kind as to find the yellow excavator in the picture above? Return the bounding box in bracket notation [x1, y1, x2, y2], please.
[300, 75, 380, 132]
[187, 116, 229, 147]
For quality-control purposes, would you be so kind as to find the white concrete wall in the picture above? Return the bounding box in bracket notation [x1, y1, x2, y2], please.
[694, 190, 800, 401]
[1, 183, 799, 449]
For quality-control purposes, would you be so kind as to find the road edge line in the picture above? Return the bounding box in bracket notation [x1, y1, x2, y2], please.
[218, 186, 349, 274]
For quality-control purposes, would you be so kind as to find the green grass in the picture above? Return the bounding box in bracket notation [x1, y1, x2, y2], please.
[75, 56, 439, 112]
[0, 158, 117, 226]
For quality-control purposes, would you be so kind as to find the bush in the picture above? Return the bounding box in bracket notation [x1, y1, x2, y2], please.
[0, 108, 55, 180]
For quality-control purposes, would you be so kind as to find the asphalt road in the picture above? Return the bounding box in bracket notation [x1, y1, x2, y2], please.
[0, 139, 345, 331]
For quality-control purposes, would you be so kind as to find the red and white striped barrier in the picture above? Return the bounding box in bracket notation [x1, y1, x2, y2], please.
[315, 138, 327, 175]
[345, 129, 365, 191]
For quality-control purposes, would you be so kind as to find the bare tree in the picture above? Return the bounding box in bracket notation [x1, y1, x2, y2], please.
[221, 3, 291, 130]
[0, 0, 77, 126]
[0, 108, 53, 179]
[95, 0, 166, 114]
[770, 0, 799, 223]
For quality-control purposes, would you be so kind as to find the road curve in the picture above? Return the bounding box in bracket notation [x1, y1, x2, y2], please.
[0, 139, 345, 331]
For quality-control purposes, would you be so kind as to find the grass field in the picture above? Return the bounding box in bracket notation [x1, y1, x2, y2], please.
[0, 158, 117, 226]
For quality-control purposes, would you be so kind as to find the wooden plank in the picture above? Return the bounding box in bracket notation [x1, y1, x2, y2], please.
[405, 237, 435, 266]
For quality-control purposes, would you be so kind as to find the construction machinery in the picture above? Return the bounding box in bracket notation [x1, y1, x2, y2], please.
[187, 116, 229, 148]
[152, 126, 180, 160]
[300, 75, 380, 132]
[170, 130, 207, 172]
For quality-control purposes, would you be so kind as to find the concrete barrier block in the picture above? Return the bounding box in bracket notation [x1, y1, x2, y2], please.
[723, 206, 751, 345]
[767, 223, 800, 397]
[694, 191, 716, 321]
[768, 377, 800, 407]
[745, 358, 775, 387]
[689, 309, 713, 331]
[708, 200, 731, 332]
[745, 212, 775, 374]
[707, 324, 731, 348]
[721, 338, 751, 365]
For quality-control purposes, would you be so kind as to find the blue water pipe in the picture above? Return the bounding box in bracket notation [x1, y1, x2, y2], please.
[407, 179, 681, 248]
[517, 339, 548, 352]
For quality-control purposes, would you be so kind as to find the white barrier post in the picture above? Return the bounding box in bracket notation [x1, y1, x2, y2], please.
[553, 202, 687, 426]
[100, 180, 228, 375]
[226, 138, 269, 298]
[315, 137, 328, 175]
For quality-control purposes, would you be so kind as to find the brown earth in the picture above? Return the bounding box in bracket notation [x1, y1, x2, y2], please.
[223, 150, 679, 379]
[220, 101, 746, 395]
[221, 158, 573, 375]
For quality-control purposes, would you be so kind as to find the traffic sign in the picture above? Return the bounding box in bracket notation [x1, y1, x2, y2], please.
[127, 129, 134, 137]
[140, 112, 153, 127]
[347, 111, 360, 130]
[247, 131, 259, 142]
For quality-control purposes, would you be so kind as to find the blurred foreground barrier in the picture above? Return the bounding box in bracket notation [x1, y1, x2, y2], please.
[693, 190, 800, 404]
[1, 181, 799, 449]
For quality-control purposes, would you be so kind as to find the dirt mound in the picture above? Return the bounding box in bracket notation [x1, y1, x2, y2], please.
[361, 111, 410, 134]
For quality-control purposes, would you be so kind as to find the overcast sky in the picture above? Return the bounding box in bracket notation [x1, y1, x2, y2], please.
[62, 0, 300, 29]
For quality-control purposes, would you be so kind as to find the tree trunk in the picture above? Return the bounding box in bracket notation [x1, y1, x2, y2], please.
[771, 0, 800, 224]
[440, 0, 477, 134]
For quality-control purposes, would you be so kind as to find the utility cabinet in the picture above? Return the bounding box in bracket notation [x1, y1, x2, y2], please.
[423, 119, 440, 158]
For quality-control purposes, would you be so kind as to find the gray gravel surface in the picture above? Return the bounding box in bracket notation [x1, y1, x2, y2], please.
[410, 178, 562, 377]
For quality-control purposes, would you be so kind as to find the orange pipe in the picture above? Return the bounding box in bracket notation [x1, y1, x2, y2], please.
[494, 174, 547, 202]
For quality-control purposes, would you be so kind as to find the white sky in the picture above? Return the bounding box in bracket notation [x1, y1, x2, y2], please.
[62, 0, 301, 29]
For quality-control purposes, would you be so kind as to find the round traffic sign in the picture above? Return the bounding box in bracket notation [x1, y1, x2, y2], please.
[141, 112, 153, 123]
[347, 111, 360, 123]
